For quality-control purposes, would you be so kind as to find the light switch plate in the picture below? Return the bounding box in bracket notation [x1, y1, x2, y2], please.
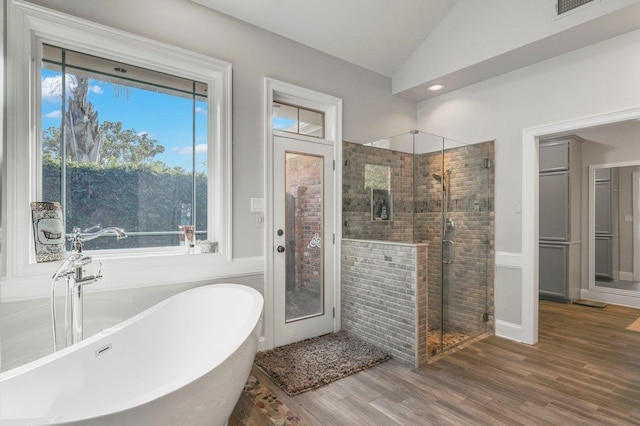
[251, 198, 264, 213]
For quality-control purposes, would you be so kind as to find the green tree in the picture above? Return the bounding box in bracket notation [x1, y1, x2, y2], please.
[98, 121, 165, 166]
[42, 121, 166, 167]
[42, 75, 166, 167]
[42, 126, 62, 160]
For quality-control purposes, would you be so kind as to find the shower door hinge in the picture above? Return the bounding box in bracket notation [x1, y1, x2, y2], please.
[333, 233, 335, 244]
[333, 307, 335, 318]
[333, 160, 335, 170]
[482, 312, 489, 323]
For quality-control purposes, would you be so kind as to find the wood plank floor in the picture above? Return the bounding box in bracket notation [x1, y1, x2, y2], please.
[231, 301, 640, 425]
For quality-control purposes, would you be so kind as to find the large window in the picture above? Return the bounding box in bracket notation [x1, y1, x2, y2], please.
[40, 46, 208, 250]
[6, 1, 233, 291]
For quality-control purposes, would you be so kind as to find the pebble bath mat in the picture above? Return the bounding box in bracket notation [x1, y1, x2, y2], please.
[254, 331, 391, 396]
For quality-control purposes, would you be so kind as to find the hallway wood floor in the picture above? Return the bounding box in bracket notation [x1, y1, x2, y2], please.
[232, 301, 640, 425]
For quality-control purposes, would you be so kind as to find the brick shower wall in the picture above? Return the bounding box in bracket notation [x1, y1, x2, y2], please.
[342, 142, 414, 242]
[341, 239, 428, 367]
[286, 154, 322, 292]
[342, 139, 495, 342]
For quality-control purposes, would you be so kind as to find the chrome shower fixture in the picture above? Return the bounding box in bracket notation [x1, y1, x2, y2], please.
[433, 169, 455, 231]
[432, 168, 452, 191]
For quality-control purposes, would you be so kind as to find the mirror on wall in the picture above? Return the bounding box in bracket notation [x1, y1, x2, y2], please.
[590, 163, 640, 293]
[364, 164, 392, 221]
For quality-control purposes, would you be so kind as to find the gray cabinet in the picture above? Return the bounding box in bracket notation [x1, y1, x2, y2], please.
[539, 244, 568, 299]
[594, 169, 615, 280]
[594, 181, 612, 234]
[539, 137, 582, 302]
[595, 236, 613, 279]
[539, 171, 569, 241]
[594, 168, 611, 182]
[539, 141, 569, 172]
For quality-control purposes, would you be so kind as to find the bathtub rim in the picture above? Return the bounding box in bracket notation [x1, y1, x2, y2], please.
[0, 283, 263, 423]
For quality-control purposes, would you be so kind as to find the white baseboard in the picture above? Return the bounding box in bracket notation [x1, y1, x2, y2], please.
[580, 289, 640, 309]
[257, 336, 266, 352]
[495, 320, 522, 342]
[619, 271, 634, 281]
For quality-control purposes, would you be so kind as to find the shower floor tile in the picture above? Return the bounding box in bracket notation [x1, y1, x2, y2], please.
[427, 329, 469, 356]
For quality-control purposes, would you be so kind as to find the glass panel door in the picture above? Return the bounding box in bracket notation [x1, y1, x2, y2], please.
[273, 135, 335, 347]
[438, 139, 492, 352]
[284, 151, 324, 322]
[416, 132, 493, 356]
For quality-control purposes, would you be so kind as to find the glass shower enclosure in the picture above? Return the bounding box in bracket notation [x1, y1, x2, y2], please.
[342, 130, 494, 356]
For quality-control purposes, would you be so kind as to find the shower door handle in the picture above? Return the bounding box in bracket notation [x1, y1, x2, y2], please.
[443, 240, 455, 264]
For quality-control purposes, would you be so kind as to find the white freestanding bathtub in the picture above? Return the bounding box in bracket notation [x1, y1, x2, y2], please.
[0, 284, 263, 425]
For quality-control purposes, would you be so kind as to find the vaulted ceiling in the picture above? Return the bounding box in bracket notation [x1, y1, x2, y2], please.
[190, 0, 457, 77]
[191, 0, 640, 101]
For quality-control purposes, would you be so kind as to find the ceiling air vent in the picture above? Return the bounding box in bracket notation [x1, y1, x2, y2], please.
[557, 0, 594, 15]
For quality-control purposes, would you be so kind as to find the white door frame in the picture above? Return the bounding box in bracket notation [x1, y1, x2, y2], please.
[587, 162, 640, 294]
[263, 78, 343, 350]
[634, 171, 640, 282]
[522, 106, 640, 345]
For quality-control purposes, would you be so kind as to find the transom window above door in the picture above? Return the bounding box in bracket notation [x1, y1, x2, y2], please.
[272, 101, 325, 138]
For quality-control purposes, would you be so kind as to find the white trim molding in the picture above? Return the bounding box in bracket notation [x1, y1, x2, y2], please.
[588, 162, 640, 294]
[522, 106, 640, 345]
[634, 171, 640, 282]
[619, 272, 635, 282]
[496, 251, 523, 269]
[495, 320, 523, 342]
[495, 251, 524, 342]
[581, 288, 640, 309]
[263, 78, 343, 350]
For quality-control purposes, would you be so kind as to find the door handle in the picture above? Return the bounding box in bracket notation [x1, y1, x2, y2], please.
[277, 245, 285, 253]
[443, 240, 455, 264]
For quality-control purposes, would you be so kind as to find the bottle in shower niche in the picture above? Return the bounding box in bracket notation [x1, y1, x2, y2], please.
[380, 200, 388, 220]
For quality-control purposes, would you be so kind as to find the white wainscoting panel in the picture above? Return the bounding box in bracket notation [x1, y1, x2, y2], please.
[495, 251, 524, 342]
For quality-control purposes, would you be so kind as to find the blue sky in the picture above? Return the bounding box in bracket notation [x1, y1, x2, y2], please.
[41, 69, 208, 172]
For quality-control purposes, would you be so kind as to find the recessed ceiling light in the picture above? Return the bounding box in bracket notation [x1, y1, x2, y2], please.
[427, 84, 444, 91]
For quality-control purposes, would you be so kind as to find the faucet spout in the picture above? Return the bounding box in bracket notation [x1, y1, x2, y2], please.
[51, 225, 126, 351]
[67, 226, 127, 253]
[80, 226, 128, 242]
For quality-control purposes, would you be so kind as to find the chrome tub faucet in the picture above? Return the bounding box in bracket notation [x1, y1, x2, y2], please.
[51, 226, 127, 351]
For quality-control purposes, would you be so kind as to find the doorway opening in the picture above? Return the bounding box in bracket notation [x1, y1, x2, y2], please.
[263, 78, 343, 350]
[522, 106, 640, 345]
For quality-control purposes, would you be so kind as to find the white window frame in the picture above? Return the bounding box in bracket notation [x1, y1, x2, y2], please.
[3, 1, 237, 301]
